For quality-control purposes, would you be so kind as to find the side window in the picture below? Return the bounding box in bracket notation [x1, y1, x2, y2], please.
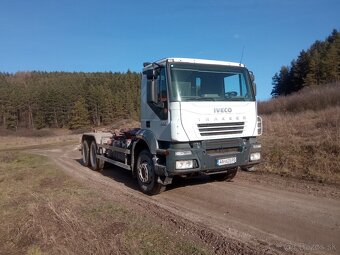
[195, 77, 201, 96]
[240, 75, 247, 96]
[146, 67, 168, 120]
[158, 68, 167, 103]
[224, 74, 246, 96]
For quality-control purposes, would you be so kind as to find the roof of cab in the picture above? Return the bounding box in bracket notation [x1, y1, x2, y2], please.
[143, 57, 245, 70]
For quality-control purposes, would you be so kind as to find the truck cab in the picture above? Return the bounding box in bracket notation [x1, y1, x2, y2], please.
[141, 58, 261, 172]
[81, 58, 262, 195]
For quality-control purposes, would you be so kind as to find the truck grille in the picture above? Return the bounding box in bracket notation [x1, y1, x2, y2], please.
[198, 122, 244, 136]
[206, 147, 241, 155]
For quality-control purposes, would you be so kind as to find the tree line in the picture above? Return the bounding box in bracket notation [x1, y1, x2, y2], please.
[0, 71, 140, 130]
[271, 29, 340, 97]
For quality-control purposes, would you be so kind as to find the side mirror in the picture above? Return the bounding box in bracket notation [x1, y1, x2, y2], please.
[144, 68, 160, 80]
[249, 71, 255, 83]
[147, 78, 158, 104]
[144, 69, 154, 80]
[249, 71, 256, 96]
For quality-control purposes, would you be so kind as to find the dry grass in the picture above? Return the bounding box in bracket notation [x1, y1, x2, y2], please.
[0, 128, 81, 151]
[259, 106, 340, 184]
[258, 83, 340, 184]
[0, 152, 211, 255]
[258, 82, 340, 115]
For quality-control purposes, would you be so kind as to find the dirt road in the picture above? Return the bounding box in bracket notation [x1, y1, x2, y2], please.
[30, 144, 340, 255]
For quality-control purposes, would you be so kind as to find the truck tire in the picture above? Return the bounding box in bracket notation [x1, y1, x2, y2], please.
[89, 140, 104, 171]
[82, 139, 90, 167]
[210, 167, 238, 182]
[136, 150, 165, 195]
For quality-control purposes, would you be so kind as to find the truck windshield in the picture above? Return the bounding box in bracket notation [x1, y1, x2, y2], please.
[169, 63, 255, 102]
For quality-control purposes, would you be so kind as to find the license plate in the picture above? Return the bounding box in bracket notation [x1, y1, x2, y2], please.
[216, 157, 237, 166]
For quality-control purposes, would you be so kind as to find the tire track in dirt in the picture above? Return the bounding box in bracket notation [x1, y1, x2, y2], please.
[29, 145, 340, 255]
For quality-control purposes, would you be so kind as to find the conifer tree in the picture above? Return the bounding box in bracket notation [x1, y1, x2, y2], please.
[272, 29, 339, 97]
[69, 98, 89, 129]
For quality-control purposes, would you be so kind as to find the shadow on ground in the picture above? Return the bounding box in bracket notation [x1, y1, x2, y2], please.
[75, 158, 218, 193]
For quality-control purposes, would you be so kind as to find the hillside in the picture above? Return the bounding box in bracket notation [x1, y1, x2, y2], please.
[258, 83, 340, 184]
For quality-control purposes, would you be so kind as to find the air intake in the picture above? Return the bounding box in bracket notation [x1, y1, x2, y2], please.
[198, 122, 244, 136]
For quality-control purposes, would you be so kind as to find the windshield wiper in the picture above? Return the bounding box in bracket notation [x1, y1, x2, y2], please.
[189, 97, 216, 101]
[223, 97, 246, 101]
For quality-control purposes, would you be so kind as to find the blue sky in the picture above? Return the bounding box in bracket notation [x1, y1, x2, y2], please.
[0, 0, 339, 100]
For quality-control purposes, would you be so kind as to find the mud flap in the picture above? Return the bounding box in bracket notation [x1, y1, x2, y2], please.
[157, 176, 173, 185]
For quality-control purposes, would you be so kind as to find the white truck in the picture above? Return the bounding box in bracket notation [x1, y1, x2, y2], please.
[81, 58, 262, 195]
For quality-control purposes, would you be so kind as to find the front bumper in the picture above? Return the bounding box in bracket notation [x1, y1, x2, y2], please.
[155, 138, 261, 176]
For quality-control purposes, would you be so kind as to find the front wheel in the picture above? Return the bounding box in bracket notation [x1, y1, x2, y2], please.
[136, 150, 165, 195]
[210, 167, 238, 182]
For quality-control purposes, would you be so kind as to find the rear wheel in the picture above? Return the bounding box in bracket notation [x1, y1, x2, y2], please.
[136, 150, 165, 195]
[210, 167, 238, 182]
[89, 141, 104, 171]
[82, 140, 90, 167]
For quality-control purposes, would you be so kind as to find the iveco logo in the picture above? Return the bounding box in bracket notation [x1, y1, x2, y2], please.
[214, 107, 232, 113]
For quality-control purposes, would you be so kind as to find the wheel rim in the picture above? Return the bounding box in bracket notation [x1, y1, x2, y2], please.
[138, 162, 151, 183]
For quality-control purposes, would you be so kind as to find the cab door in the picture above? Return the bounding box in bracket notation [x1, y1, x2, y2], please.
[143, 67, 171, 141]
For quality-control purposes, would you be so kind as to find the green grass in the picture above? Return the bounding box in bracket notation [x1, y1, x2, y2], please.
[0, 151, 211, 255]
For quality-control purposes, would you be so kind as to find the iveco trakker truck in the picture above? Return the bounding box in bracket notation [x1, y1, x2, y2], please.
[81, 58, 262, 195]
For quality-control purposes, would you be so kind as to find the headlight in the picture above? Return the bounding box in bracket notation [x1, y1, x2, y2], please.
[176, 160, 194, 169]
[250, 152, 261, 161]
[175, 151, 192, 156]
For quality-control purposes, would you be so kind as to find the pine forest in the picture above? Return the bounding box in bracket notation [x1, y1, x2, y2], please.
[0, 71, 140, 130]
